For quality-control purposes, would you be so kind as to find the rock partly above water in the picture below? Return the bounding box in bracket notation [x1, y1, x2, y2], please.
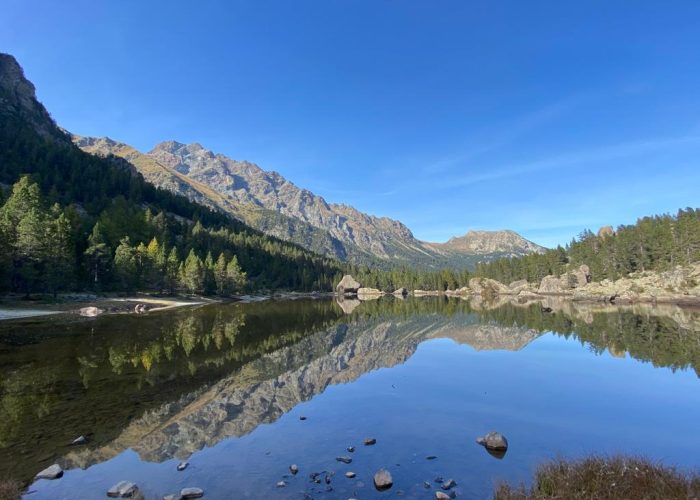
[35, 464, 63, 480]
[374, 469, 393, 490]
[476, 431, 508, 451]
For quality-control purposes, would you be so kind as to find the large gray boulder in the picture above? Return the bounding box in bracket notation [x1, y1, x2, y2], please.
[336, 275, 361, 296]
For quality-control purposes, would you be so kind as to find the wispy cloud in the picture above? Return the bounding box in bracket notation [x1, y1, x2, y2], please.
[423, 94, 585, 174]
[443, 134, 700, 188]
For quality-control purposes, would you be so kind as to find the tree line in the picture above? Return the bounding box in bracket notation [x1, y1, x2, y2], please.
[0, 100, 347, 295]
[474, 208, 700, 284]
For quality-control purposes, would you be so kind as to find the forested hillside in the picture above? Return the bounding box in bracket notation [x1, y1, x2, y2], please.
[474, 209, 700, 284]
[0, 54, 344, 294]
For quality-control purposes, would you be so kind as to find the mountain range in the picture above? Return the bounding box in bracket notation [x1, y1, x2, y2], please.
[74, 135, 546, 268]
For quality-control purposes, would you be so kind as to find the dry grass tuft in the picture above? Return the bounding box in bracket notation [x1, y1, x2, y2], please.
[0, 479, 23, 500]
[494, 455, 700, 500]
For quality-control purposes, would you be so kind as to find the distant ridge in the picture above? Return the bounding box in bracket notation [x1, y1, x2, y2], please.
[75, 137, 546, 268]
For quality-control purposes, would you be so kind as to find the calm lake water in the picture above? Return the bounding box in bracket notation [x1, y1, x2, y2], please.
[1, 297, 699, 499]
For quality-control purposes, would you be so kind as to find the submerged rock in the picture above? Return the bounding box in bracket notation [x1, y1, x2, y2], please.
[435, 492, 452, 500]
[289, 464, 299, 475]
[177, 461, 189, 471]
[364, 437, 377, 446]
[345, 471, 356, 478]
[347, 446, 355, 452]
[79, 306, 103, 317]
[180, 487, 204, 499]
[35, 463, 63, 480]
[336, 456, 352, 464]
[276, 481, 287, 488]
[441, 478, 457, 490]
[107, 481, 137, 497]
[476, 431, 508, 451]
[373, 469, 393, 491]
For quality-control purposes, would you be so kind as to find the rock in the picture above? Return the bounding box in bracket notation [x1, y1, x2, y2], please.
[357, 287, 384, 297]
[177, 461, 189, 471]
[373, 469, 393, 491]
[364, 437, 377, 445]
[276, 481, 287, 488]
[434, 476, 444, 483]
[134, 303, 149, 314]
[508, 279, 530, 292]
[598, 225, 615, 238]
[538, 275, 565, 294]
[336, 456, 352, 464]
[180, 487, 204, 499]
[435, 492, 452, 500]
[345, 471, 356, 478]
[107, 481, 137, 497]
[469, 277, 511, 297]
[476, 431, 508, 451]
[424, 481, 432, 488]
[79, 306, 103, 317]
[347, 446, 355, 452]
[336, 275, 361, 296]
[70, 435, 87, 445]
[299, 416, 307, 420]
[289, 464, 299, 475]
[35, 463, 63, 480]
[426, 455, 437, 460]
[393, 287, 408, 296]
[163, 495, 181, 500]
[441, 479, 457, 490]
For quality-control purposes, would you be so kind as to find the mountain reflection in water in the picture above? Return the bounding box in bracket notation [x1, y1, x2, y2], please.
[1, 296, 698, 498]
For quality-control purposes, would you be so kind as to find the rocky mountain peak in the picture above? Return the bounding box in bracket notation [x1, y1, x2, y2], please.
[428, 229, 546, 257]
[0, 53, 63, 140]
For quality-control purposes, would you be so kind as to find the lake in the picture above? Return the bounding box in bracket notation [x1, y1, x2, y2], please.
[1, 297, 699, 499]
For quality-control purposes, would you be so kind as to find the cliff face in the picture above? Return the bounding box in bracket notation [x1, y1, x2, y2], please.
[62, 314, 540, 467]
[0, 53, 66, 141]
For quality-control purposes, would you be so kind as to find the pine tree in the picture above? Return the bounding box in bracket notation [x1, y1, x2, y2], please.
[113, 237, 138, 292]
[181, 249, 204, 294]
[214, 252, 228, 295]
[226, 255, 247, 293]
[165, 247, 180, 295]
[84, 222, 111, 289]
[46, 208, 74, 297]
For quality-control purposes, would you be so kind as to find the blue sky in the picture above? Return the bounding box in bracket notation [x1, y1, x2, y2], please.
[2, 1, 699, 247]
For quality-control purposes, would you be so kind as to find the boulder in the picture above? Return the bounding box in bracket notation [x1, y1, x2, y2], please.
[476, 431, 508, 451]
[392, 287, 408, 296]
[79, 306, 104, 317]
[538, 275, 565, 294]
[357, 287, 384, 299]
[598, 225, 615, 238]
[373, 469, 393, 491]
[469, 277, 511, 296]
[336, 275, 361, 296]
[134, 303, 149, 314]
[435, 492, 451, 500]
[35, 464, 63, 480]
[508, 279, 530, 292]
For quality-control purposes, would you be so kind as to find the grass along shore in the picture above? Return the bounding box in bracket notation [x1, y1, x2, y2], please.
[495, 455, 700, 500]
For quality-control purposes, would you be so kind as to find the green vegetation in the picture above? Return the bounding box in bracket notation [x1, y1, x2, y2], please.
[475, 209, 700, 284]
[494, 455, 700, 499]
[0, 117, 345, 294]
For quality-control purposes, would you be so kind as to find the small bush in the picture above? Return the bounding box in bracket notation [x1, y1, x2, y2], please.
[0, 479, 23, 500]
[494, 455, 700, 500]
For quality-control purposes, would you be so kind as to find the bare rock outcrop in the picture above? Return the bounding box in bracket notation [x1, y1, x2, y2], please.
[469, 277, 511, 296]
[336, 275, 361, 296]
